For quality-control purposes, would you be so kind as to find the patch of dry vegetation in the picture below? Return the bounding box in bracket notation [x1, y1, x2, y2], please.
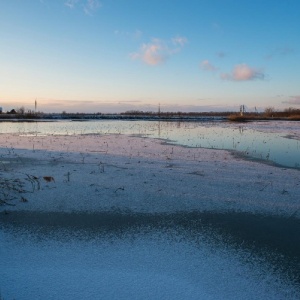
[288, 115, 300, 121]
[0, 176, 26, 206]
[228, 107, 300, 122]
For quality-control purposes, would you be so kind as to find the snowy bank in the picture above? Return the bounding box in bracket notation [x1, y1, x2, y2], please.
[0, 133, 299, 216]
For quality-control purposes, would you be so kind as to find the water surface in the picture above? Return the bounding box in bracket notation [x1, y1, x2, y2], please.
[0, 120, 299, 169]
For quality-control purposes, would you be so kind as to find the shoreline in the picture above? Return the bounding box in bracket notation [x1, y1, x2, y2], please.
[0, 114, 300, 122]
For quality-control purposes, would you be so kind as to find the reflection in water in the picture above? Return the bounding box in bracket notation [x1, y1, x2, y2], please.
[0, 120, 299, 169]
[1, 211, 300, 299]
[1, 210, 300, 283]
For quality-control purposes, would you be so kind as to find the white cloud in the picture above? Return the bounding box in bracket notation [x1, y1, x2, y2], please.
[131, 36, 187, 66]
[221, 64, 265, 81]
[130, 39, 167, 66]
[200, 60, 218, 71]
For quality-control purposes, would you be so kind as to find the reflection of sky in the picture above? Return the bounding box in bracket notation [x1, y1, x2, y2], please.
[1, 120, 299, 169]
[2, 215, 297, 300]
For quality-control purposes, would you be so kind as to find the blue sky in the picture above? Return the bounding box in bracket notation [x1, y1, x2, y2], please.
[0, 0, 299, 113]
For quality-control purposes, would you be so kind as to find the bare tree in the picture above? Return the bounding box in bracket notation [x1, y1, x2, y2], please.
[264, 106, 275, 117]
[16, 106, 25, 114]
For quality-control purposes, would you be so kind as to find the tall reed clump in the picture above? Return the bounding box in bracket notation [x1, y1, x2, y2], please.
[0, 173, 40, 206]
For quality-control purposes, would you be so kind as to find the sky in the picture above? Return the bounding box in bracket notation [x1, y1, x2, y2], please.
[0, 0, 300, 113]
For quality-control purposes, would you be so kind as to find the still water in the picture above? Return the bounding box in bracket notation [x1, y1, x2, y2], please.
[1, 120, 299, 169]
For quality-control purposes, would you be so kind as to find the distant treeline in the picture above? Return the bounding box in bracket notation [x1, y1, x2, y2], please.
[0, 106, 299, 121]
[228, 107, 300, 121]
[120, 110, 234, 116]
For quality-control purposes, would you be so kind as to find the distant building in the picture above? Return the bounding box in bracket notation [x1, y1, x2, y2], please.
[0, 107, 2, 113]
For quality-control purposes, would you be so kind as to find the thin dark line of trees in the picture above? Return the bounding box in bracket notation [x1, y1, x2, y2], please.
[1, 106, 300, 120]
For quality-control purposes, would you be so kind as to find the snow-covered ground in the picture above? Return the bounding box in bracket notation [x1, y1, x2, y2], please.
[1, 132, 300, 299]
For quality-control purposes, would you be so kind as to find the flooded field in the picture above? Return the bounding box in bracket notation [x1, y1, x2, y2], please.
[1, 120, 300, 299]
[1, 119, 300, 169]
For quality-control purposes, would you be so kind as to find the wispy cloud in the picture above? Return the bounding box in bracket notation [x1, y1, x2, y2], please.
[200, 60, 218, 71]
[117, 100, 142, 104]
[282, 96, 300, 105]
[130, 36, 187, 66]
[39, 0, 50, 8]
[172, 36, 188, 47]
[220, 64, 265, 81]
[83, 0, 101, 15]
[161, 104, 239, 113]
[65, 0, 79, 9]
[64, 0, 101, 14]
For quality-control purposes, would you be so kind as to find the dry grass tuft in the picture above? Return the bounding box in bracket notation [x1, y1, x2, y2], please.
[43, 176, 55, 183]
[0, 177, 25, 206]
